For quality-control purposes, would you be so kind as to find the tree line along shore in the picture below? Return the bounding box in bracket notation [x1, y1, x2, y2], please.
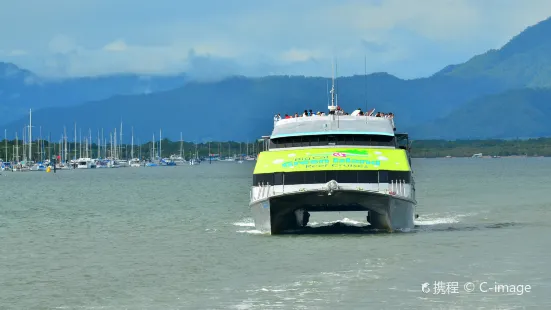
[1, 137, 550, 162]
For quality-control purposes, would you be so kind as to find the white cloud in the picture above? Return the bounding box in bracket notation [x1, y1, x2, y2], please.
[48, 35, 78, 54]
[103, 40, 128, 52]
[8, 50, 29, 56]
[280, 49, 321, 62]
[0, 0, 550, 78]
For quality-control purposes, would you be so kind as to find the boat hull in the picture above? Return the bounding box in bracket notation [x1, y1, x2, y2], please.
[250, 189, 415, 234]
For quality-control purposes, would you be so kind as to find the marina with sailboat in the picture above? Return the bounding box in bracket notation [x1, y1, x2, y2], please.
[0, 109, 260, 172]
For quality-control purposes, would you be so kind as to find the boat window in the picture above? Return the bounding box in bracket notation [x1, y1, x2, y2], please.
[274, 172, 283, 185]
[304, 171, 317, 184]
[253, 170, 411, 186]
[358, 171, 378, 183]
[284, 172, 304, 185]
[339, 171, 358, 183]
[326, 170, 337, 181]
[313, 171, 326, 183]
[270, 134, 395, 149]
[378, 171, 389, 183]
[310, 136, 320, 146]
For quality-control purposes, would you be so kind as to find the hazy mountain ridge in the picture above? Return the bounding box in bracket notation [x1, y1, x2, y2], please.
[0, 62, 187, 124]
[409, 88, 551, 139]
[0, 73, 510, 142]
[436, 17, 551, 88]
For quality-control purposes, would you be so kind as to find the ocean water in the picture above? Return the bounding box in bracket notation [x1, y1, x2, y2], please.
[1, 158, 550, 309]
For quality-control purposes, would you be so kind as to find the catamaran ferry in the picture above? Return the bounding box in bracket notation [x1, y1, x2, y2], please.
[249, 81, 416, 234]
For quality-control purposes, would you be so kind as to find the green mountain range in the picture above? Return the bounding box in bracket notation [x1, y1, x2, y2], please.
[436, 17, 551, 88]
[2, 17, 551, 141]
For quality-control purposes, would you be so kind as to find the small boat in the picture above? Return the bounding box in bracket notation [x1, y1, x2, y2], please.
[29, 162, 47, 171]
[1, 161, 12, 171]
[128, 158, 141, 167]
[160, 158, 177, 166]
[76, 158, 96, 169]
[169, 155, 187, 165]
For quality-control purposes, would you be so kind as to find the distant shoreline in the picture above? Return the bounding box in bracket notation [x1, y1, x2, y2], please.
[410, 137, 551, 158]
[412, 155, 548, 159]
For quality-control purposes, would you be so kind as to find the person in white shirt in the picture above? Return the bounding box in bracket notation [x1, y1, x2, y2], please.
[388, 112, 395, 131]
[351, 108, 362, 116]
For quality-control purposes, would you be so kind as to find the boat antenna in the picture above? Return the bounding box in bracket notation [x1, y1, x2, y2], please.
[364, 55, 368, 123]
[326, 79, 330, 107]
[328, 58, 336, 113]
[335, 59, 339, 107]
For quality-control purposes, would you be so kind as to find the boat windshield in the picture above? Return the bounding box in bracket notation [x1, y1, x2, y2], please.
[270, 134, 395, 149]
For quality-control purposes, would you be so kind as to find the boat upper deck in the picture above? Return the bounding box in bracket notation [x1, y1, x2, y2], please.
[271, 115, 395, 139]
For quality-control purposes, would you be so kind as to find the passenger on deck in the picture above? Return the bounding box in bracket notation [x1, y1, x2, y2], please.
[388, 112, 395, 131]
[274, 114, 281, 122]
[284, 114, 291, 119]
[351, 108, 362, 116]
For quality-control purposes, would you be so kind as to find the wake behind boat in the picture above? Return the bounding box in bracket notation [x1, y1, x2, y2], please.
[249, 73, 416, 234]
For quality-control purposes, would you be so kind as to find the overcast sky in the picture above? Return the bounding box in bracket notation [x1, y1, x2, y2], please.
[1, 0, 550, 79]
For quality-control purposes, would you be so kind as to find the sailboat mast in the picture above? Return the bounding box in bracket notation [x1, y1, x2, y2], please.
[97, 130, 100, 159]
[101, 128, 104, 158]
[15, 132, 19, 162]
[152, 133, 155, 159]
[4, 129, 6, 162]
[114, 128, 117, 159]
[131, 127, 134, 159]
[88, 129, 92, 158]
[28, 109, 32, 161]
[79, 128, 82, 158]
[180, 132, 183, 158]
[159, 129, 162, 158]
[48, 132, 51, 160]
[74, 122, 77, 160]
[120, 121, 123, 159]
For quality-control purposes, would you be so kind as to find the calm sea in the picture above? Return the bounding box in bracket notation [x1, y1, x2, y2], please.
[1, 158, 550, 309]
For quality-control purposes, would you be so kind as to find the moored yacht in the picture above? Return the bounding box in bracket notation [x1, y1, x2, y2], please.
[128, 158, 141, 167]
[249, 80, 416, 234]
[169, 155, 187, 165]
[77, 158, 96, 169]
[189, 158, 200, 165]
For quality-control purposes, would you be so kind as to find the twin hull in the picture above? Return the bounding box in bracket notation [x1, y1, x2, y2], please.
[249, 147, 416, 234]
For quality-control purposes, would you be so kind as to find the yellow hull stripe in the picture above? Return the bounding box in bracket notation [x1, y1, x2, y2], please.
[253, 147, 410, 174]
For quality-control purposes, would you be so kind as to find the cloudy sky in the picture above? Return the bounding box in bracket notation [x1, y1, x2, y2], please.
[1, 0, 550, 79]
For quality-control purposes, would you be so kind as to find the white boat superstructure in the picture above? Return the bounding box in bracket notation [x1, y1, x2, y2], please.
[77, 158, 96, 169]
[170, 155, 187, 165]
[129, 158, 141, 167]
[249, 66, 416, 234]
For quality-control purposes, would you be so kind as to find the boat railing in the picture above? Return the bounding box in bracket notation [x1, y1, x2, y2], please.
[251, 178, 412, 202]
[274, 115, 393, 127]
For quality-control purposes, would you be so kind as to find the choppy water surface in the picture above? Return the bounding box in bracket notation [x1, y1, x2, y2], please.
[1, 158, 550, 309]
